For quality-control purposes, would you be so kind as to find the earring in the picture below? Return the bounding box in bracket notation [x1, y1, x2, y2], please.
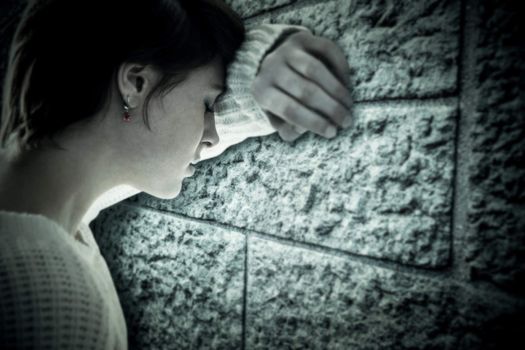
[123, 96, 132, 122]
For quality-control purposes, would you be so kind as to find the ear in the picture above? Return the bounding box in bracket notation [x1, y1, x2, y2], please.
[117, 62, 159, 107]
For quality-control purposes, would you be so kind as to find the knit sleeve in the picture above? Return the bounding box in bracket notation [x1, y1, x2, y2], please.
[198, 23, 311, 161]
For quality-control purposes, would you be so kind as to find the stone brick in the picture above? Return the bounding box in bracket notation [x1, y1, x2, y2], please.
[91, 205, 245, 350]
[224, 0, 297, 18]
[246, 0, 460, 101]
[465, 0, 525, 296]
[247, 237, 525, 349]
[134, 102, 457, 268]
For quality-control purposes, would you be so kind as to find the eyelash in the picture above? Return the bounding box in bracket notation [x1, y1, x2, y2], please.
[205, 102, 215, 113]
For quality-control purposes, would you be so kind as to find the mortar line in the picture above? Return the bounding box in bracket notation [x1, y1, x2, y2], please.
[118, 203, 524, 300]
[355, 96, 458, 108]
[447, 0, 467, 277]
[241, 232, 248, 350]
[126, 252, 525, 306]
[121, 203, 452, 276]
[450, 0, 479, 283]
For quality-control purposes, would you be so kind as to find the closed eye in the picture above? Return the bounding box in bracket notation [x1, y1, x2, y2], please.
[205, 102, 215, 113]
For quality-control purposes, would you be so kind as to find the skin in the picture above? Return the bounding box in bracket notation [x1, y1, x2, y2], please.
[0, 30, 354, 241]
[0, 56, 225, 237]
[251, 30, 353, 141]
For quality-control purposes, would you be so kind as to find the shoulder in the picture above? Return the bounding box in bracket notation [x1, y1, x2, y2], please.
[0, 215, 111, 348]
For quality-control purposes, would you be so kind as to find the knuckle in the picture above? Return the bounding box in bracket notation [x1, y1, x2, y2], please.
[279, 67, 294, 87]
[289, 31, 307, 43]
[303, 60, 317, 77]
[300, 83, 315, 100]
[282, 103, 296, 119]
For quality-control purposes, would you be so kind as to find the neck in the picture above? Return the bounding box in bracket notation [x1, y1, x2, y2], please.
[0, 139, 119, 237]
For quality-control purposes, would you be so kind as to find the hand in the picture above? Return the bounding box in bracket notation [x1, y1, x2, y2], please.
[251, 30, 353, 142]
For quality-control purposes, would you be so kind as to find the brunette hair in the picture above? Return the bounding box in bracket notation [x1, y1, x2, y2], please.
[0, 0, 245, 152]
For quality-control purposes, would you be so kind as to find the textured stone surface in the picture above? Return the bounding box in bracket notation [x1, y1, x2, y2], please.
[91, 205, 246, 350]
[247, 237, 525, 349]
[133, 102, 457, 268]
[224, 0, 297, 18]
[464, 0, 525, 296]
[245, 0, 460, 101]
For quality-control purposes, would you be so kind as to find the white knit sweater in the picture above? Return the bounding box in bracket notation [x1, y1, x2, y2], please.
[0, 23, 309, 349]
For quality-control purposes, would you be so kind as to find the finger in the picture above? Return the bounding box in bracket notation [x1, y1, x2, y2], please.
[275, 63, 352, 129]
[278, 123, 303, 142]
[292, 32, 351, 87]
[287, 49, 353, 111]
[292, 124, 308, 134]
[267, 111, 308, 136]
[264, 86, 338, 139]
[266, 112, 287, 131]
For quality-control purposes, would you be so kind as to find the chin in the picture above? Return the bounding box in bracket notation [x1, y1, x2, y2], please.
[147, 178, 183, 200]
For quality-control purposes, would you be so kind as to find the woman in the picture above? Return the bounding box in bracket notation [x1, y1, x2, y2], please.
[0, 0, 352, 348]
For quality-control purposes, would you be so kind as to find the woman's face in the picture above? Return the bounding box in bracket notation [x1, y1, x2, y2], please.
[122, 58, 224, 199]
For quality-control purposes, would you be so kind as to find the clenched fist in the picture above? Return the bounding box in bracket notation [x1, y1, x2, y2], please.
[251, 30, 353, 142]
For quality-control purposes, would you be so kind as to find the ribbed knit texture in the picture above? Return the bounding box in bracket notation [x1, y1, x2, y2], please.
[0, 210, 124, 350]
[0, 23, 309, 349]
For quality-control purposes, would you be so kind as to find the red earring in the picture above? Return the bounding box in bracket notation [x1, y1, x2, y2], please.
[123, 96, 131, 122]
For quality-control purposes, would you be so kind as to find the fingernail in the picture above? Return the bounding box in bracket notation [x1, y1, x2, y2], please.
[325, 125, 337, 138]
[343, 115, 352, 128]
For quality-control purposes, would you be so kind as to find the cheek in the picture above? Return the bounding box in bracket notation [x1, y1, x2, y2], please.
[175, 113, 204, 148]
[191, 110, 206, 139]
[160, 100, 204, 148]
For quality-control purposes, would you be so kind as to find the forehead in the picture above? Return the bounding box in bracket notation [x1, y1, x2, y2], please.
[192, 57, 225, 88]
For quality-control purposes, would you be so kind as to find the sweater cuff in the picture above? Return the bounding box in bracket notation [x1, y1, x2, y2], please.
[200, 23, 311, 161]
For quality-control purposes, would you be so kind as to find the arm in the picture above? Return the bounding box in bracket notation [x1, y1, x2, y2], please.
[198, 23, 311, 161]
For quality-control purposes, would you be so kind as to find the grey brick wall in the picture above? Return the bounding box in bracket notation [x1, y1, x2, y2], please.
[1, 0, 523, 349]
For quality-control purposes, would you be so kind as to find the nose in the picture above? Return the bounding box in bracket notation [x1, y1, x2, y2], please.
[201, 112, 220, 148]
